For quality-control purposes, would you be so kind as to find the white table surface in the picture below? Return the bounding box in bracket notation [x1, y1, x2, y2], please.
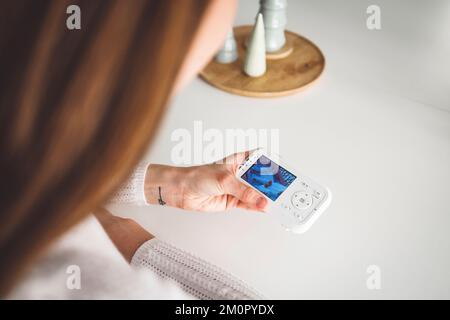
[110, 0, 450, 299]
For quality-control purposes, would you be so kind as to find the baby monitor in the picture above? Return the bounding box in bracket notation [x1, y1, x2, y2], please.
[236, 149, 332, 233]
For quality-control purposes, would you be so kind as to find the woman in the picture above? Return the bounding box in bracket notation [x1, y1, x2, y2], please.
[0, 0, 267, 299]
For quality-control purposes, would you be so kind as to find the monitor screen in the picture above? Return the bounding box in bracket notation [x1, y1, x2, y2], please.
[241, 155, 297, 201]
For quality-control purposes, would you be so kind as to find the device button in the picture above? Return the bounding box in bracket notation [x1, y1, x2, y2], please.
[291, 191, 312, 210]
[312, 189, 322, 199]
[300, 181, 310, 189]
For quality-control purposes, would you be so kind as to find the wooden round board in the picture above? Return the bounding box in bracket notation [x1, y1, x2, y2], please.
[200, 25, 325, 98]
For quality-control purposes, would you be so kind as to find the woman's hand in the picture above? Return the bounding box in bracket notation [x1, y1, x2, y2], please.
[144, 152, 267, 212]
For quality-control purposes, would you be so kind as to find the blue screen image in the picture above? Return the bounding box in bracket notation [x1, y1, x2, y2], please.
[241, 155, 296, 201]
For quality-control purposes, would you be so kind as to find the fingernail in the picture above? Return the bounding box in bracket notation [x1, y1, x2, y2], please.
[256, 196, 267, 210]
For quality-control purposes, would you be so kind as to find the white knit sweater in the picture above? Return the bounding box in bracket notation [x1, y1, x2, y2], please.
[8, 164, 262, 300]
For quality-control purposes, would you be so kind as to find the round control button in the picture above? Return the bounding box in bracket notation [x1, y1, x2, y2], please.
[291, 191, 312, 210]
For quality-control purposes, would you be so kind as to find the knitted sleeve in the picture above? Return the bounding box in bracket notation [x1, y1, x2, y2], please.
[131, 238, 263, 300]
[108, 163, 149, 206]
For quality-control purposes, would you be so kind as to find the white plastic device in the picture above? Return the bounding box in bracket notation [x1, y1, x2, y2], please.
[236, 149, 332, 233]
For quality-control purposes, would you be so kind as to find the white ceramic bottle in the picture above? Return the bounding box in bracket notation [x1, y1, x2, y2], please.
[215, 29, 238, 64]
[259, 0, 287, 52]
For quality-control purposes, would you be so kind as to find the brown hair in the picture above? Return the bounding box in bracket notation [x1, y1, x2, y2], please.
[0, 0, 211, 296]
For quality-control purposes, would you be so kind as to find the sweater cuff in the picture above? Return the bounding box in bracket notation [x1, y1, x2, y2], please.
[108, 162, 150, 206]
[131, 238, 158, 267]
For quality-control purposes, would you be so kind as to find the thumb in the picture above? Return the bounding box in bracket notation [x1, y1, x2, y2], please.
[222, 174, 267, 210]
